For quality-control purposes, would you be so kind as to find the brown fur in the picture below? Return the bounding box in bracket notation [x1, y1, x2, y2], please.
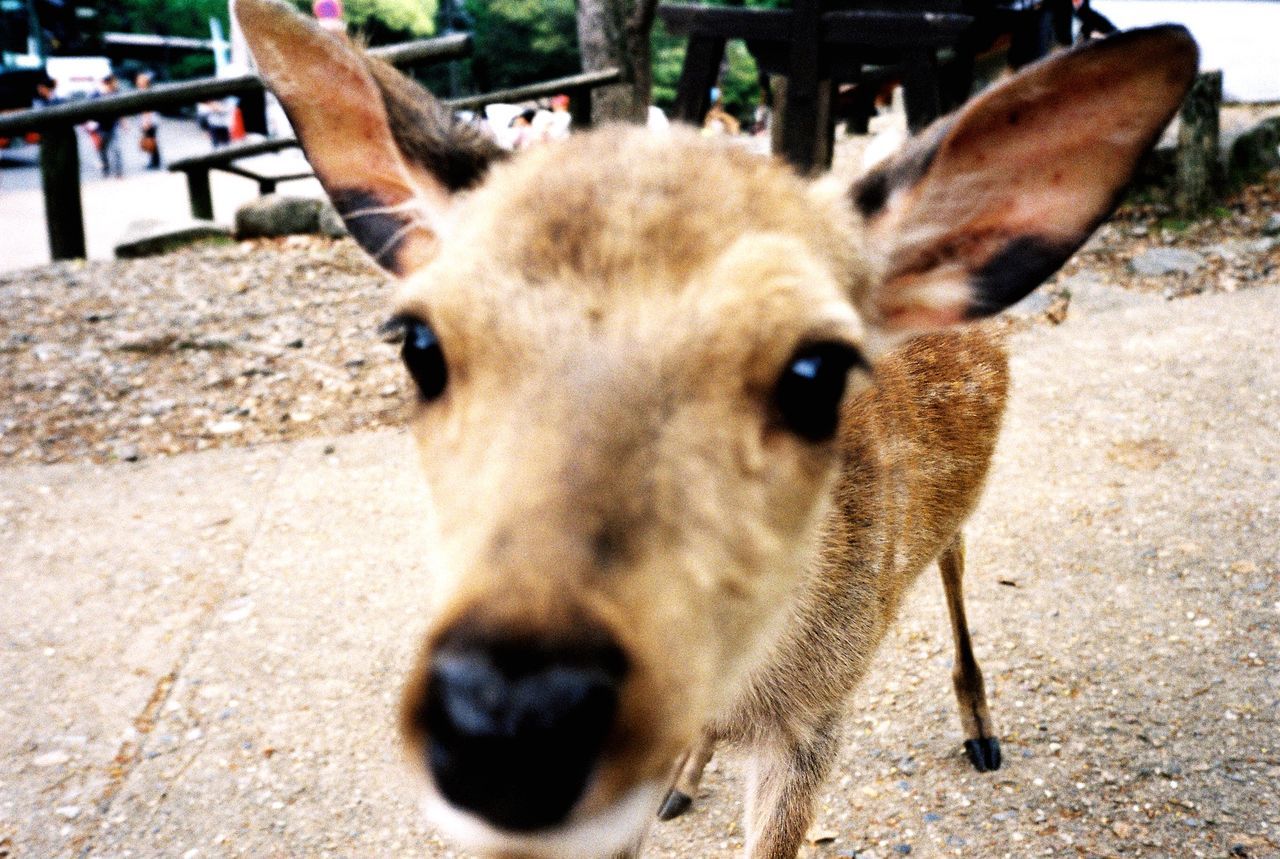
[232, 2, 1197, 855]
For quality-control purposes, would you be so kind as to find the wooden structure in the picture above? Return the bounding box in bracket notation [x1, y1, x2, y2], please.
[0, 34, 471, 261]
[169, 138, 313, 221]
[167, 68, 621, 222]
[658, 0, 1068, 172]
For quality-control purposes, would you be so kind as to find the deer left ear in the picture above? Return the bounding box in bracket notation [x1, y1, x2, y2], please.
[851, 25, 1198, 334]
[234, 0, 504, 278]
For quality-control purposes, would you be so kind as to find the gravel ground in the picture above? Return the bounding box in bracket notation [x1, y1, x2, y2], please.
[2, 283, 1275, 859]
[0, 237, 405, 466]
[0, 155, 1276, 859]
[1, 172, 1277, 468]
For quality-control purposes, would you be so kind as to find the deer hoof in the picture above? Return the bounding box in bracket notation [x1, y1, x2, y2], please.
[964, 737, 1002, 772]
[657, 789, 693, 821]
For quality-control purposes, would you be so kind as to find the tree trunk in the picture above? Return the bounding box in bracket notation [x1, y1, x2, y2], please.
[576, 0, 658, 124]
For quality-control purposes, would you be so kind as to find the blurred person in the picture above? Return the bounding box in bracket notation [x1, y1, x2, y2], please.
[92, 74, 125, 177]
[545, 94, 572, 140]
[510, 108, 538, 150]
[702, 97, 740, 137]
[33, 75, 61, 108]
[198, 98, 234, 147]
[135, 71, 162, 169]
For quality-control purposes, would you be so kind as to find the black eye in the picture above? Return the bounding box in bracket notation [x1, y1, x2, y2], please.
[398, 317, 448, 401]
[773, 342, 867, 442]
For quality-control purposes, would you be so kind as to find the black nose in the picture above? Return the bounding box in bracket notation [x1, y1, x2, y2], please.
[418, 631, 628, 832]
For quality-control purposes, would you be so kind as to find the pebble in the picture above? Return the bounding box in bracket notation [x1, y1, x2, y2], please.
[1129, 247, 1206, 277]
[33, 750, 70, 767]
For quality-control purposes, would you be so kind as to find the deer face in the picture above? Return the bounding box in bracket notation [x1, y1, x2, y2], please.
[233, 0, 1194, 853]
[388, 132, 876, 851]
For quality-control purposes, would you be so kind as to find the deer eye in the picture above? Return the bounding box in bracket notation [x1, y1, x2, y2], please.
[773, 342, 867, 442]
[396, 317, 448, 402]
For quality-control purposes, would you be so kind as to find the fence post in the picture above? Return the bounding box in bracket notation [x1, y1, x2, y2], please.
[183, 169, 215, 221]
[568, 87, 591, 129]
[40, 125, 87, 261]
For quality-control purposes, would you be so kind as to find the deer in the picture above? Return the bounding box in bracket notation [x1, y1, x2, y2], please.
[232, 1, 1196, 856]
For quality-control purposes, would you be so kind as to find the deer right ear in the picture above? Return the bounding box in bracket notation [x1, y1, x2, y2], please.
[233, 0, 505, 278]
[850, 25, 1197, 335]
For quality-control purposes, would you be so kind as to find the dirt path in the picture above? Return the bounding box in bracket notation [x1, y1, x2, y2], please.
[2, 276, 1276, 858]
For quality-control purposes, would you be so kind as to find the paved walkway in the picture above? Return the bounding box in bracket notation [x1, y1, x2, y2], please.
[0, 119, 323, 274]
[2, 285, 1277, 857]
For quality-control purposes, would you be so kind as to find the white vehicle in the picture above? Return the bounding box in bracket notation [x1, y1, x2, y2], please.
[45, 55, 112, 99]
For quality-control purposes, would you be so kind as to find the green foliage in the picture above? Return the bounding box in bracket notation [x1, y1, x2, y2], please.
[718, 40, 762, 122]
[462, 0, 579, 92]
[283, 0, 436, 43]
[93, 0, 229, 40]
[650, 20, 686, 110]
[90, 0, 433, 79]
[651, 20, 764, 126]
[345, 0, 437, 38]
[88, 0, 227, 78]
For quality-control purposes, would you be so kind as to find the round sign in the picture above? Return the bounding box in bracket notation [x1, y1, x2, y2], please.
[313, 0, 342, 20]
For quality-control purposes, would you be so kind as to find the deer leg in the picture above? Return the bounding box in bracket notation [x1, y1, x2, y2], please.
[939, 533, 1001, 772]
[608, 840, 644, 859]
[743, 713, 840, 859]
[657, 729, 716, 821]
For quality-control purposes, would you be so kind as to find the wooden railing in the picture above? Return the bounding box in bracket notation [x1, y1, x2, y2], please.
[161, 67, 622, 222]
[0, 34, 471, 261]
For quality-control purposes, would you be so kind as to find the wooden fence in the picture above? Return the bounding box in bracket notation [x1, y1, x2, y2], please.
[0, 34, 470, 261]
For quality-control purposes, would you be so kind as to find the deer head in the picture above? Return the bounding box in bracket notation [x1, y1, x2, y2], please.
[233, 1, 1195, 854]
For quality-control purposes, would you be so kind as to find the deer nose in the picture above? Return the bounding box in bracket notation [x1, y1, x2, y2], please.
[420, 632, 628, 832]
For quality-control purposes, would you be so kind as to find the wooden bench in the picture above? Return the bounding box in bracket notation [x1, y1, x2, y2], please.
[169, 137, 312, 221]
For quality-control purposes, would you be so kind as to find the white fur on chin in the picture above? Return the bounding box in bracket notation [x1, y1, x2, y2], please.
[422, 781, 664, 858]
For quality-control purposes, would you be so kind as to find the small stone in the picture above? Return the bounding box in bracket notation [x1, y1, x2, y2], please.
[33, 750, 70, 767]
[235, 195, 326, 239]
[1008, 289, 1057, 317]
[220, 597, 253, 623]
[114, 444, 141, 463]
[1129, 247, 1206, 277]
[894, 845, 912, 855]
[113, 330, 178, 354]
[806, 828, 838, 844]
[55, 805, 81, 819]
[208, 420, 244, 436]
[317, 204, 349, 239]
[1263, 213, 1280, 236]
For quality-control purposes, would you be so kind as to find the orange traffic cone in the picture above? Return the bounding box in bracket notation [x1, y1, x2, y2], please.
[230, 106, 246, 141]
